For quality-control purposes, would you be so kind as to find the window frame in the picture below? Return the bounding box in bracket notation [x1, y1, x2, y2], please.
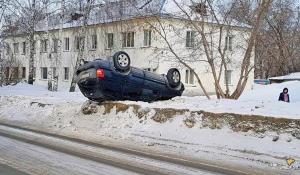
[64, 37, 70, 51]
[122, 32, 135, 48]
[106, 33, 114, 49]
[64, 67, 69, 80]
[53, 39, 58, 53]
[143, 30, 151, 47]
[186, 31, 196, 48]
[225, 36, 233, 51]
[224, 70, 232, 85]
[41, 39, 48, 53]
[13, 67, 19, 78]
[41, 67, 48, 80]
[91, 35, 97, 50]
[13, 43, 19, 54]
[75, 36, 85, 51]
[185, 69, 195, 85]
[21, 42, 26, 54]
[22, 67, 26, 78]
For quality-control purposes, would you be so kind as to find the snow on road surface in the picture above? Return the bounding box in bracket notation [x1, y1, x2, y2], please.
[0, 82, 300, 174]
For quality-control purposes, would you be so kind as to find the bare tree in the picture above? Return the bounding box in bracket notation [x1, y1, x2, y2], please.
[69, 0, 93, 92]
[136, 0, 273, 99]
[53, 0, 65, 91]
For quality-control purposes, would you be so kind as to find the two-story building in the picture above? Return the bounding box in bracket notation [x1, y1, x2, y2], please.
[0, 0, 254, 96]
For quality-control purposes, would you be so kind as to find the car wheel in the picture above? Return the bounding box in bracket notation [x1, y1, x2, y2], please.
[113, 51, 131, 71]
[167, 68, 181, 88]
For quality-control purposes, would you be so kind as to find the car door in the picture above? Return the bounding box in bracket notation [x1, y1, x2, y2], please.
[122, 68, 144, 101]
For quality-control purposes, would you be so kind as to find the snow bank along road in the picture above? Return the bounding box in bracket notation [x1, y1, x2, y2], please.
[0, 123, 248, 175]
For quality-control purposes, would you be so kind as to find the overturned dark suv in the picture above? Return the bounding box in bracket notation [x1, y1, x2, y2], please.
[76, 51, 184, 103]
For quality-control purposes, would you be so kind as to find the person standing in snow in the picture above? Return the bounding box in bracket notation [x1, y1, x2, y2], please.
[278, 88, 290, 102]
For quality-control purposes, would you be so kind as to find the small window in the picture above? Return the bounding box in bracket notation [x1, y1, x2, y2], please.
[51, 67, 56, 80]
[13, 67, 19, 78]
[13, 43, 19, 53]
[75, 36, 84, 51]
[6, 44, 10, 55]
[107, 33, 114, 49]
[122, 32, 134, 48]
[91, 35, 97, 50]
[64, 38, 70, 51]
[22, 42, 26, 54]
[33, 67, 36, 79]
[64, 67, 69, 80]
[41, 39, 48, 53]
[30, 41, 36, 53]
[41, 67, 48, 80]
[22, 67, 26, 78]
[143, 30, 151, 46]
[185, 69, 194, 84]
[224, 70, 232, 85]
[53, 39, 58, 52]
[225, 36, 233, 51]
[186, 31, 196, 48]
[5, 67, 9, 78]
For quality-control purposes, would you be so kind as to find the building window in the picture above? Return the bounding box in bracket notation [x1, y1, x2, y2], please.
[122, 32, 134, 48]
[22, 42, 26, 54]
[185, 69, 194, 84]
[5, 67, 9, 78]
[107, 33, 114, 49]
[30, 41, 36, 53]
[53, 39, 58, 52]
[41, 39, 48, 53]
[64, 67, 69, 80]
[64, 38, 69, 51]
[51, 67, 56, 80]
[13, 67, 19, 78]
[186, 31, 196, 48]
[33, 67, 36, 79]
[6, 44, 10, 55]
[143, 30, 151, 46]
[22, 67, 26, 78]
[224, 70, 232, 85]
[41, 67, 48, 80]
[225, 36, 233, 51]
[13, 43, 19, 53]
[75, 36, 84, 51]
[91, 35, 97, 50]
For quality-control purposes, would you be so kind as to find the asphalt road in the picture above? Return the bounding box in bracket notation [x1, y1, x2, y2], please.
[0, 123, 248, 175]
[0, 164, 29, 175]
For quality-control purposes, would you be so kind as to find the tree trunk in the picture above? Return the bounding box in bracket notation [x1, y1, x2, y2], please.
[69, 0, 92, 92]
[28, 0, 35, 85]
[53, 0, 65, 91]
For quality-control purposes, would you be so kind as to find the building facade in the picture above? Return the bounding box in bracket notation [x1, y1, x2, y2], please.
[0, 0, 254, 96]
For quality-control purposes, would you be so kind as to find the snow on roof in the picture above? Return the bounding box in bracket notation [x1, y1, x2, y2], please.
[32, 0, 251, 33]
[269, 72, 300, 80]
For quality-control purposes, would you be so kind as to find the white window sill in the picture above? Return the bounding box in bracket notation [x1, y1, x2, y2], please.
[63, 50, 70, 52]
[224, 84, 234, 86]
[122, 47, 135, 49]
[105, 48, 113, 50]
[39, 79, 48, 81]
[184, 84, 196, 87]
[141, 46, 151, 48]
[62, 80, 69, 82]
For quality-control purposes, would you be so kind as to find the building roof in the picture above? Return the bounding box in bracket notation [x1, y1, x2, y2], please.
[2, 0, 251, 37]
[269, 72, 300, 80]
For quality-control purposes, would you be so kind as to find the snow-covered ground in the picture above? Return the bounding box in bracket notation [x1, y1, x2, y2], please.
[0, 82, 300, 173]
